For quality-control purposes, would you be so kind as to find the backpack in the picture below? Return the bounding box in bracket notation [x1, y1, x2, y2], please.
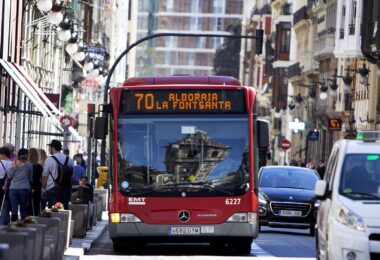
[50, 156, 73, 188]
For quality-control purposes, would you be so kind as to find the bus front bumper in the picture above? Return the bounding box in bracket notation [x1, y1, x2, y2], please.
[109, 221, 259, 240]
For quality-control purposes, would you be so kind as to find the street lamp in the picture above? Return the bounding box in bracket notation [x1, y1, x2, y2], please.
[319, 82, 328, 100]
[36, 0, 53, 12]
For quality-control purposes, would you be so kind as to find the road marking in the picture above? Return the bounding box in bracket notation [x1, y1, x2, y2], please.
[251, 241, 275, 257]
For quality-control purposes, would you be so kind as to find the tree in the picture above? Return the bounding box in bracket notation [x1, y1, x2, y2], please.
[213, 21, 242, 79]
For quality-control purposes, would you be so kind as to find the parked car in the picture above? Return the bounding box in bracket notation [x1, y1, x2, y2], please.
[315, 131, 380, 260]
[258, 166, 320, 236]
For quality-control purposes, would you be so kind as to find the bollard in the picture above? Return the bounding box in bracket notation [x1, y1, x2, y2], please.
[51, 209, 72, 251]
[0, 231, 29, 260]
[26, 223, 46, 260]
[34, 217, 60, 260]
[94, 189, 108, 211]
[69, 204, 88, 238]
[0, 243, 10, 260]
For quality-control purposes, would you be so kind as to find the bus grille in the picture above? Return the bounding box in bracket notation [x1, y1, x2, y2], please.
[270, 202, 311, 217]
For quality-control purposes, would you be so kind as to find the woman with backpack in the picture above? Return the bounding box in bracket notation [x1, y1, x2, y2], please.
[7, 148, 33, 221]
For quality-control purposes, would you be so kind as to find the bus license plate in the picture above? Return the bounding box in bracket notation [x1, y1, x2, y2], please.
[280, 210, 302, 216]
[169, 227, 200, 235]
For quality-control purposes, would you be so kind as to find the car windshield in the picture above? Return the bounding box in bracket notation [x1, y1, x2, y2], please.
[117, 115, 249, 197]
[339, 154, 380, 200]
[259, 167, 319, 190]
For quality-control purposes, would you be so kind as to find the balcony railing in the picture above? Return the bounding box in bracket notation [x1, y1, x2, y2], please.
[293, 6, 308, 26]
[339, 28, 344, 39]
[348, 24, 355, 35]
[327, 27, 335, 34]
[344, 93, 353, 111]
[287, 62, 301, 78]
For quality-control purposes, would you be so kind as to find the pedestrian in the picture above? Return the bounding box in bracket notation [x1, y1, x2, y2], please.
[72, 176, 94, 204]
[41, 140, 74, 209]
[72, 154, 86, 185]
[28, 148, 43, 216]
[306, 160, 316, 169]
[4, 143, 16, 161]
[317, 160, 326, 179]
[38, 148, 48, 209]
[0, 146, 13, 225]
[38, 148, 47, 166]
[7, 148, 33, 221]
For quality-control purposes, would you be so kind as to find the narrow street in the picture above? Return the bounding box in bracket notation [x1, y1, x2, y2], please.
[84, 225, 315, 259]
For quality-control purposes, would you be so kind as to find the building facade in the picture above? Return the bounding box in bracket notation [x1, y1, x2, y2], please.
[134, 0, 244, 77]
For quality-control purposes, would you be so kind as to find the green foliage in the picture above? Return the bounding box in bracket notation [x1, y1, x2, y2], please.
[213, 21, 242, 79]
[61, 85, 73, 115]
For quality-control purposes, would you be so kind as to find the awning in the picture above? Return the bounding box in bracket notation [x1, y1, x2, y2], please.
[0, 59, 82, 141]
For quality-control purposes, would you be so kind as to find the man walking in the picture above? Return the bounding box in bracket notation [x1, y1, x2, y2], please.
[42, 140, 74, 209]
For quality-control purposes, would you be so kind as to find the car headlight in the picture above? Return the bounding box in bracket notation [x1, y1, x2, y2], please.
[336, 206, 365, 231]
[259, 192, 267, 206]
[314, 200, 320, 208]
[227, 212, 257, 223]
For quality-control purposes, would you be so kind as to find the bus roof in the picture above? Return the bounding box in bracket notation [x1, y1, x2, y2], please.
[123, 76, 242, 87]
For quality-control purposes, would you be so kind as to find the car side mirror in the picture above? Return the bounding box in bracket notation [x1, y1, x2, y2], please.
[314, 180, 328, 200]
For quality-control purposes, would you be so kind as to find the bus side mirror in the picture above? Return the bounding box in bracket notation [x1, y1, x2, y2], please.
[315, 180, 328, 200]
[257, 119, 269, 149]
[94, 117, 108, 139]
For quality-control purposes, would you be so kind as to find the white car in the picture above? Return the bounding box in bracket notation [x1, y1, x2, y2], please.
[315, 131, 380, 260]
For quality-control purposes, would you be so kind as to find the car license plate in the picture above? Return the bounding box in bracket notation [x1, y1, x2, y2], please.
[169, 227, 200, 235]
[280, 210, 302, 216]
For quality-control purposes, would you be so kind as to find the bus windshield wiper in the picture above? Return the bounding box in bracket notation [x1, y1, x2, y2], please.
[124, 187, 157, 197]
[273, 186, 306, 189]
[345, 192, 380, 199]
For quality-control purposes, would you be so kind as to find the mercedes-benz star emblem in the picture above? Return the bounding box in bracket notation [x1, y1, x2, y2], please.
[178, 210, 190, 222]
[289, 196, 294, 200]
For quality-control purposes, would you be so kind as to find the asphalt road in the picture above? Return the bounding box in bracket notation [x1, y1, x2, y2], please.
[83, 225, 316, 259]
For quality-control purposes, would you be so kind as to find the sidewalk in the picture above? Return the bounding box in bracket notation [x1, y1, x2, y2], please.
[63, 211, 108, 259]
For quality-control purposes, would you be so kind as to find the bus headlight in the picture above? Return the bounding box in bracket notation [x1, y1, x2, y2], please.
[110, 213, 142, 223]
[110, 213, 120, 223]
[227, 212, 257, 223]
[336, 206, 365, 231]
[120, 213, 142, 223]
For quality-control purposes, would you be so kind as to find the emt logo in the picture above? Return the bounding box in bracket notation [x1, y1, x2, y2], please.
[128, 197, 146, 205]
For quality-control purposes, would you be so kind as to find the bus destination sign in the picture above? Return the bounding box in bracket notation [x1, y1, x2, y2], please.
[121, 90, 246, 114]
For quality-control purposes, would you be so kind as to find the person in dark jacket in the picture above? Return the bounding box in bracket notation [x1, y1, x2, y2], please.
[27, 148, 43, 216]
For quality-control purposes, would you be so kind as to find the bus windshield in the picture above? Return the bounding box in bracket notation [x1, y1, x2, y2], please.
[117, 115, 249, 197]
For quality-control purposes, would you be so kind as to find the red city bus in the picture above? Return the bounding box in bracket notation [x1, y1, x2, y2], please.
[95, 76, 269, 254]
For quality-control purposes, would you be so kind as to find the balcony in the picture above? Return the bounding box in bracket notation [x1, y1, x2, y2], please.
[344, 93, 354, 111]
[348, 24, 355, 35]
[287, 62, 301, 78]
[339, 28, 344, 39]
[293, 6, 308, 26]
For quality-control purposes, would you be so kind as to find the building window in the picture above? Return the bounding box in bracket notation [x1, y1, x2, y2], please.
[348, 0, 356, 35]
[166, 0, 173, 12]
[279, 28, 291, 53]
[213, 0, 225, 13]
